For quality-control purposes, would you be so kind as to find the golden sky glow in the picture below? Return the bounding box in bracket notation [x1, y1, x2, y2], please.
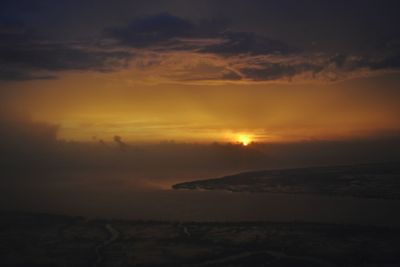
[1, 2, 400, 145]
[2, 70, 400, 143]
[236, 134, 252, 146]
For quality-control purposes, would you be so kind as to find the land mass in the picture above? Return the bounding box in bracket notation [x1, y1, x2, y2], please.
[172, 162, 400, 199]
[1, 211, 400, 266]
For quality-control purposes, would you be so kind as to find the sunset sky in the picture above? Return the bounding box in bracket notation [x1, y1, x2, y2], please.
[1, 0, 400, 144]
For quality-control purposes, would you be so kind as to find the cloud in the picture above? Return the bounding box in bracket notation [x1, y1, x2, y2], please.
[107, 13, 197, 47]
[238, 62, 317, 81]
[367, 37, 400, 71]
[2, 11, 400, 83]
[104, 13, 400, 84]
[200, 31, 293, 56]
[113, 135, 128, 151]
[0, 66, 55, 81]
[107, 13, 292, 56]
[0, 16, 132, 81]
[0, 109, 59, 169]
[1, 44, 129, 71]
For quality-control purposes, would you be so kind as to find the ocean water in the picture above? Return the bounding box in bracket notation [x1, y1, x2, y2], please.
[2, 170, 400, 226]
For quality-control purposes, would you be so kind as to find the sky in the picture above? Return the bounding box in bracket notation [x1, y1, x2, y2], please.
[1, 0, 400, 144]
[1, 0, 400, 214]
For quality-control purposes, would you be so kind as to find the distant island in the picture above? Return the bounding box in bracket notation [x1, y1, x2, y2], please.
[172, 162, 400, 199]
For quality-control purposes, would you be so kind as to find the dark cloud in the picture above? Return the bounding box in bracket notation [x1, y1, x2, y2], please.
[239, 63, 319, 81]
[1, 2, 400, 83]
[114, 135, 128, 151]
[0, 67, 55, 81]
[201, 32, 293, 56]
[0, 110, 59, 169]
[107, 13, 196, 47]
[0, 16, 131, 81]
[371, 55, 400, 70]
[367, 38, 400, 70]
[106, 12, 234, 54]
[1, 44, 129, 70]
[105, 12, 400, 82]
[107, 13, 292, 56]
[0, 48, 130, 81]
[220, 70, 242, 81]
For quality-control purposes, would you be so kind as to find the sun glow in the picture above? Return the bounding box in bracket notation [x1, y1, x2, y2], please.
[237, 134, 252, 146]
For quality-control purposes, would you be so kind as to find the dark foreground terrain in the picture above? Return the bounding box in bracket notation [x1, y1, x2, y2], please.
[173, 162, 400, 199]
[1, 211, 400, 267]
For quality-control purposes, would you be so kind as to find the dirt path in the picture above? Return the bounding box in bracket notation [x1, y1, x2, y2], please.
[93, 223, 120, 267]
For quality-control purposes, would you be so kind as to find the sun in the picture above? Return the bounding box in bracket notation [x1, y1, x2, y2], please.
[237, 134, 252, 146]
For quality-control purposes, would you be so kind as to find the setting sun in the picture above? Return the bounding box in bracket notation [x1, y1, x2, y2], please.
[237, 134, 252, 146]
[1, 1, 400, 266]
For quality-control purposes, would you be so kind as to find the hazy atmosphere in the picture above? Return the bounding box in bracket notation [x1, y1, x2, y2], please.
[1, 1, 400, 266]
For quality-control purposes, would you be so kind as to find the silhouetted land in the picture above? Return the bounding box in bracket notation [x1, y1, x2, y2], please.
[173, 162, 400, 199]
[1, 211, 400, 267]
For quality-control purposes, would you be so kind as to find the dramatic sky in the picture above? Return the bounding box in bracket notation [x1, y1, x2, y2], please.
[1, 0, 400, 143]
